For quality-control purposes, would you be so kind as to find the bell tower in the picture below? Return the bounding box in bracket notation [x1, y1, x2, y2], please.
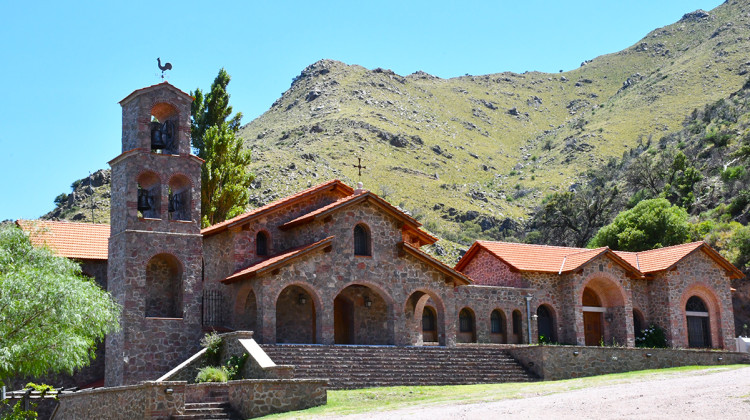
[105, 82, 204, 386]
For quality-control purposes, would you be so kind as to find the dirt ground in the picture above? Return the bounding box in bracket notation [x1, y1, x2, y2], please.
[329, 366, 750, 419]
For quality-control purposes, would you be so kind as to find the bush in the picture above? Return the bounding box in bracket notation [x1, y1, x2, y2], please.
[224, 353, 249, 380]
[195, 366, 228, 383]
[200, 332, 222, 364]
[636, 324, 667, 348]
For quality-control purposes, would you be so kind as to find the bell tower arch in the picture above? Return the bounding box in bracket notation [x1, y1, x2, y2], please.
[105, 82, 204, 386]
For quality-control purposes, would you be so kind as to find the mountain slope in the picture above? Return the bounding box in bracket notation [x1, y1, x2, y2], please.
[238, 1, 750, 249]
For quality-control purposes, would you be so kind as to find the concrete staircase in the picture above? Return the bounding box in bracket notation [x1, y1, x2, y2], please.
[260, 344, 536, 389]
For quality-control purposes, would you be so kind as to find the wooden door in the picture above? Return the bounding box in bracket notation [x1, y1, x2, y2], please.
[584, 311, 603, 346]
[334, 296, 353, 344]
[687, 316, 710, 348]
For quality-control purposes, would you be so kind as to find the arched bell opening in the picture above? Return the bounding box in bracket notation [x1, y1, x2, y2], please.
[333, 284, 393, 345]
[404, 290, 446, 346]
[145, 253, 183, 318]
[490, 309, 507, 344]
[275, 285, 317, 344]
[536, 304, 557, 343]
[150, 102, 179, 154]
[457, 307, 477, 343]
[167, 175, 192, 222]
[137, 171, 161, 219]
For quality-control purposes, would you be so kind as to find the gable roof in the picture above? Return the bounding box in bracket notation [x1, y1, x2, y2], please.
[119, 81, 193, 105]
[402, 242, 472, 285]
[202, 180, 354, 236]
[221, 236, 335, 284]
[455, 241, 641, 276]
[16, 220, 110, 260]
[278, 190, 437, 246]
[614, 242, 745, 279]
[456, 240, 744, 280]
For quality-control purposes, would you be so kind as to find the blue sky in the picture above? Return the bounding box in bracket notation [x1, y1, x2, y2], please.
[0, 0, 723, 221]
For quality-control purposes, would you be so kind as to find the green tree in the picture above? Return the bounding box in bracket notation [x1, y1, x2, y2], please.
[191, 69, 254, 227]
[191, 68, 243, 159]
[0, 225, 120, 386]
[588, 198, 691, 251]
[200, 123, 253, 227]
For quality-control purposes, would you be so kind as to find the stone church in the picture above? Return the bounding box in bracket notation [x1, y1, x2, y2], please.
[19, 81, 743, 388]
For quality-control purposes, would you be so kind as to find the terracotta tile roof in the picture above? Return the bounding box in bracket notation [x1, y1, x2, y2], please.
[278, 190, 436, 245]
[16, 220, 110, 260]
[222, 236, 335, 284]
[457, 240, 744, 280]
[202, 180, 354, 236]
[402, 242, 472, 285]
[119, 81, 193, 104]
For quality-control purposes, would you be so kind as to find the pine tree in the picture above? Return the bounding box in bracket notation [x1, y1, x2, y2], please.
[191, 69, 254, 227]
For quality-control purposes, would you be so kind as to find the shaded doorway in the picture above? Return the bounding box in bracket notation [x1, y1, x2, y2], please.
[457, 308, 477, 343]
[276, 285, 316, 344]
[537, 305, 555, 343]
[422, 306, 438, 343]
[582, 287, 604, 346]
[686, 296, 711, 348]
[490, 309, 506, 344]
[334, 295, 354, 344]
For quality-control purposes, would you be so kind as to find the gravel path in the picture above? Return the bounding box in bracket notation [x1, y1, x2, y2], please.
[328, 366, 750, 419]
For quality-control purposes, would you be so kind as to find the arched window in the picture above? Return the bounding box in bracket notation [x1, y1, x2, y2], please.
[354, 224, 371, 256]
[459, 309, 474, 333]
[512, 310, 522, 335]
[150, 102, 179, 154]
[491, 310, 504, 334]
[256, 231, 269, 256]
[686, 296, 711, 348]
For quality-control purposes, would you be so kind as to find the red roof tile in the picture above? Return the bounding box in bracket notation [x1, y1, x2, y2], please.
[202, 180, 353, 236]
[457, 240, 743, 279]
[16, 220, 109, 260]
[222, 236, 335, 284]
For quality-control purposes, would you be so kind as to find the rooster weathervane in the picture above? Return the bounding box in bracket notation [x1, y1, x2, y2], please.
[157, 58, 172, 80]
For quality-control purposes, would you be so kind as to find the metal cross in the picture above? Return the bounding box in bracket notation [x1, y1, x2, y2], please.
[352, 157, 367, 178]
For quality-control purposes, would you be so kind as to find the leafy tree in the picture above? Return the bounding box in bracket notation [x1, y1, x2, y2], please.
[191, 68, 243, 159]
[191, 69, 254, 227]
[588, 198, 691, 251]
[0, 225, 120, 386]
[200, 123, 253, 227]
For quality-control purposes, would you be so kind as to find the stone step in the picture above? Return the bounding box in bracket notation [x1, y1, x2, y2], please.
[260, 344, 536, 389]
[172, 401, 239, 420]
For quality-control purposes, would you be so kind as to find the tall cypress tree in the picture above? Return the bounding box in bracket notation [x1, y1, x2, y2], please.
[191, 69, 254, 227]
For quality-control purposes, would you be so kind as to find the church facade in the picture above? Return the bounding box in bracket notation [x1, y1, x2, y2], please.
[20, 81, 743, 388]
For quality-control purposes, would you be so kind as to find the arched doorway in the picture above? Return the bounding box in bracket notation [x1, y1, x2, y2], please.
[537, 305, 555, 343]
[512, 310, 523, 344]
[334, 284, 392, 345]
[457, 308, 476, 343]
[686, 296, 711, 348]
[422, 306, 438, 343]
[490, 309, 507, 344]
[632, 308, 645, 339]
[276, 285, 316, 343]
[405, 290, 446, 346]
[582, 287, 603, 346]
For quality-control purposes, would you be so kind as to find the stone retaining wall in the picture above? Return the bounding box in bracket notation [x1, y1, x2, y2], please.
[507, 345, 750, 380]
[53, 379, 326, 419]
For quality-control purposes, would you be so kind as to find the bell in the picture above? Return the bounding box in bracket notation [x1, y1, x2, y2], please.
[137, 189, 151, 212]
[168, 194, 175, 213]
[151, 124, 166, 150]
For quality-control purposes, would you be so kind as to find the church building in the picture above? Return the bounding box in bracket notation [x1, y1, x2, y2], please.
[18, 81, 743, 388]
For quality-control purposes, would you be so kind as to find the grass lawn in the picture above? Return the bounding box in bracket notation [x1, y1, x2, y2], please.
[262, 365, 747, 419]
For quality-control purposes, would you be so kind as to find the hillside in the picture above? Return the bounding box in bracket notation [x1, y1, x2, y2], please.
[47, 1, 750, 249]
[238, 0, 750, 250]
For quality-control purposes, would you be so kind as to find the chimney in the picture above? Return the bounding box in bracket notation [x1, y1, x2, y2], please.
[354, 181, 365, 195]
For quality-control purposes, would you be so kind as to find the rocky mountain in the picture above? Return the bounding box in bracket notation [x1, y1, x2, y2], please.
[48, 1, 750, 253]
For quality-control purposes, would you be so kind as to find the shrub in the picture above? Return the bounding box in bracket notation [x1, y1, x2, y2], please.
[200, 332, 222, 364]
[195, 366, 228, 383]
[225, 353, 249, 380]
[636, 324, 667, 348]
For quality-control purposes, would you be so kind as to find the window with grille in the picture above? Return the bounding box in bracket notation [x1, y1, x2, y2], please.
[354, 224, 371, 256]
[491, 310, 504, 333]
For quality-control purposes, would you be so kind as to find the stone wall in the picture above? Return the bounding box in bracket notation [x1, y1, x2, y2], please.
[54, 381, 185, 420]
[459, 249, 524, 287]
[507, 345, 750, 381]
[453, 285, 536, 344]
